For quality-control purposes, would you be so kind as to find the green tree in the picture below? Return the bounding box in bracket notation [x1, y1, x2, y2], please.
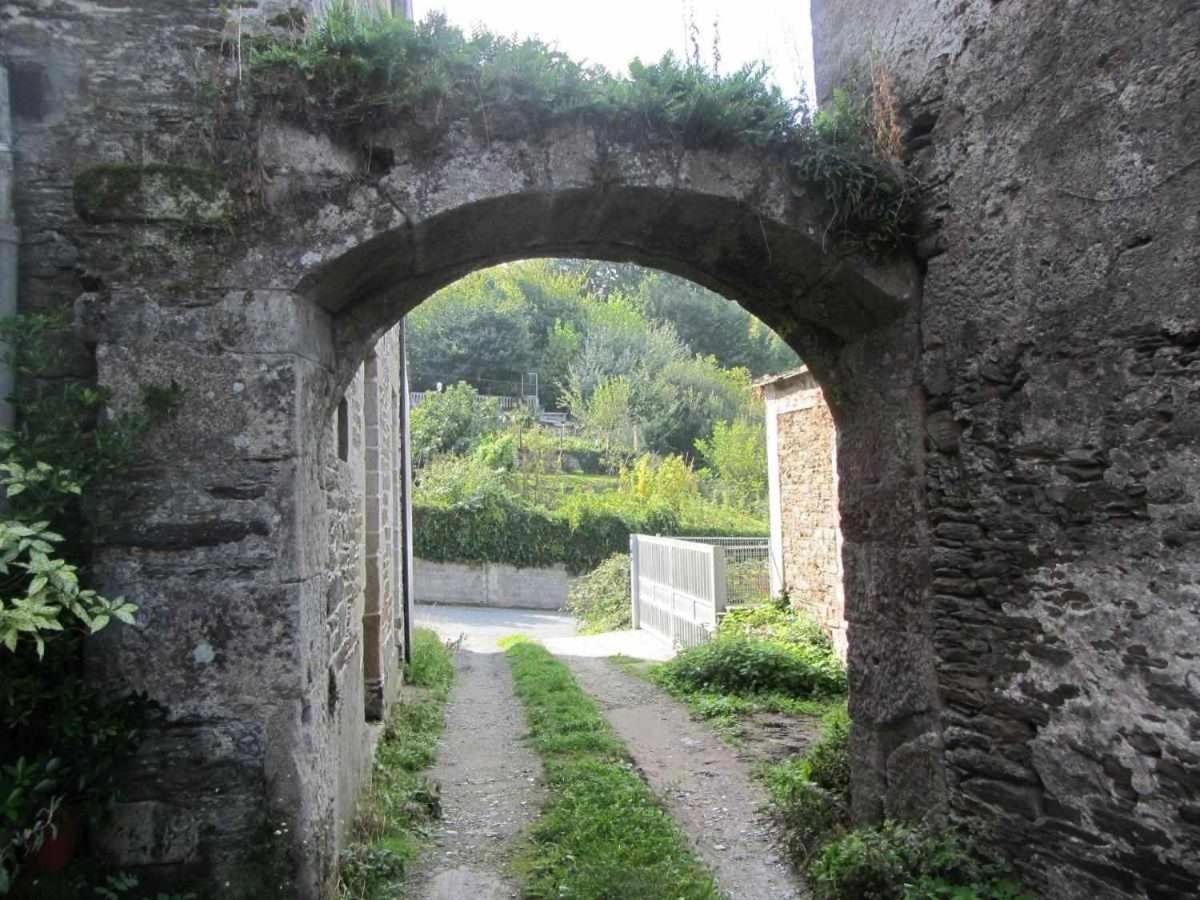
[406, 270, 535, 393]
[570, 376, 638, 461]
[634, 272, 799, 375]
[410, 383, 500, 465]
[696, 418, 768, 514]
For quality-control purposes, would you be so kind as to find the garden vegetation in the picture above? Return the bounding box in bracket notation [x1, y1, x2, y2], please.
[0, 315, 182, 897]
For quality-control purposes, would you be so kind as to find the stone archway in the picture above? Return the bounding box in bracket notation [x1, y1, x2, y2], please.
[71, 117, 936, 896]
[8, 1, 1200, 897]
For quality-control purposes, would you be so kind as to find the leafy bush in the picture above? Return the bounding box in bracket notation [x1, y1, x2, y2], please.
[658, 635, 845, 699]
[620, 454, 699, 514]
[800, 704, 852, 798]
[410, 383, 499, 465]
[719, 603, 832, 650]
[695, 417, 768, 515]
[807, 823, 1031, 900]
[414, 473, 683, 574]
[765, 774, 844, 865]
[566, 554, 631, 634]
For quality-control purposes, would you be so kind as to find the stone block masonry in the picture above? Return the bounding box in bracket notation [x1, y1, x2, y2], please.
[759, 368, 846, 659]
[7, 0, 1197, 896]
[813, 1, 1200, 895]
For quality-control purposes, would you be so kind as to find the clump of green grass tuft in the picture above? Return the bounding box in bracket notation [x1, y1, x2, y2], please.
[503, 638, 720, 900]
[337, 628, 455, 900]
[249, 1, 916, 250]
[806, 822, 1033, 900]
[408, 625, 456, 693]
[763, 702, 851, 863]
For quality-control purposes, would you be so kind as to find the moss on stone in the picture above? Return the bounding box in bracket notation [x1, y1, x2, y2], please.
[74, 163, 227, 225]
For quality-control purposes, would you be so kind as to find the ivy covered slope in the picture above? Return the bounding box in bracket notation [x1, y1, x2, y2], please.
[250, 3, 916, 250]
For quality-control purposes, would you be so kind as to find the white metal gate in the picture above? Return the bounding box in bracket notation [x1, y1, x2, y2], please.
[629, 534, 727, 649]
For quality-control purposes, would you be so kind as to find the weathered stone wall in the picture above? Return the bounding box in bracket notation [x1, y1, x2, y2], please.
[2, 3, 407, 895]
[762, 369, 846, 658]
[3, 0, 936, 895]
[814, 2, 1200, 895]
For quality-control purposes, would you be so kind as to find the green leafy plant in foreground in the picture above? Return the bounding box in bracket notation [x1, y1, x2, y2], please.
[502, 638, 719, 900]
[807, 822, 1032, 900]
[763, 703, 851, 864]
[657, 634, 846, 699]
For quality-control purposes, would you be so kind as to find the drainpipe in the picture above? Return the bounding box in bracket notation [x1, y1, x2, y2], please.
[398, 318, 415, 665]
[0, 65, 17, 431]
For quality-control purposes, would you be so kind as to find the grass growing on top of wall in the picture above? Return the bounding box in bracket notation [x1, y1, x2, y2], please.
[501, 638, 720, 899]
[249, 2, 916, 250]
[336, 628, 455, 900]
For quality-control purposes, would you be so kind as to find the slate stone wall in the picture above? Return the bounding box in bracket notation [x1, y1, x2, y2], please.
[814, 2, 1200, 896]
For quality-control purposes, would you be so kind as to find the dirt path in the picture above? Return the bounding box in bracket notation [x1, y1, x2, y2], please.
[407, 648, 543, 900]
[562, 655, 808, 900]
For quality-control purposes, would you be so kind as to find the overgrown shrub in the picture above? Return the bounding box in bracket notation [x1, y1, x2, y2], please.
[806, 823, 1031, 900]
[414, 468, 694, 574]
[799, 704, 852, 799]
[410, 383, 499, 465]
[251, 6, 917, 250]
[658, 635, 845, 699]
[765, 776, 844, 865]
[765, 703, 852, 863]
[566, 553, 631, 634]
[718, 603, 831, 650]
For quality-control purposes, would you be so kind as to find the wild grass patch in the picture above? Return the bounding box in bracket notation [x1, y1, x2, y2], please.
[502, 638, 719, 900]
[336, 629, 455, 900]
[807, 823, 1033, 900]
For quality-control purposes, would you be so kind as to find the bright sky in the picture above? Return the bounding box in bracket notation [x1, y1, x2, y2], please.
[414, 0, 816, 104]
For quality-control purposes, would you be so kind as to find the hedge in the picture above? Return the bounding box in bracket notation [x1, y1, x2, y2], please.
[413, 492, 759, 575]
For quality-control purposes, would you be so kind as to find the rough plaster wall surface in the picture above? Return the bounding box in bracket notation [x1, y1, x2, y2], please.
[814, 1, 1200, 896]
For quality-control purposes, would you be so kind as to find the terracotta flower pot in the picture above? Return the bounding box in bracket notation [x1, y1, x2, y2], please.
[23, 807, 83, 873]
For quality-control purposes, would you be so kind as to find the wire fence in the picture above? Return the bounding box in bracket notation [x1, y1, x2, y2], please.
[631, 534, 774, 649]
[678, 536, 772, 608]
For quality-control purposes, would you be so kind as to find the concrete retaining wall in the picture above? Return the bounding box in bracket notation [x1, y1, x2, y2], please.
[415, 558, 575, 610]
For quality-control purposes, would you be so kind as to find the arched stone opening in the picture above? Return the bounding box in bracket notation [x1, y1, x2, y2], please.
[297, 175, 940, 802]
[45, 103, 933, 894]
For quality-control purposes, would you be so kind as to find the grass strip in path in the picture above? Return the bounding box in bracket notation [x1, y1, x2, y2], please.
[337, 628, 455, 900]
[502, 637, 721, 900]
